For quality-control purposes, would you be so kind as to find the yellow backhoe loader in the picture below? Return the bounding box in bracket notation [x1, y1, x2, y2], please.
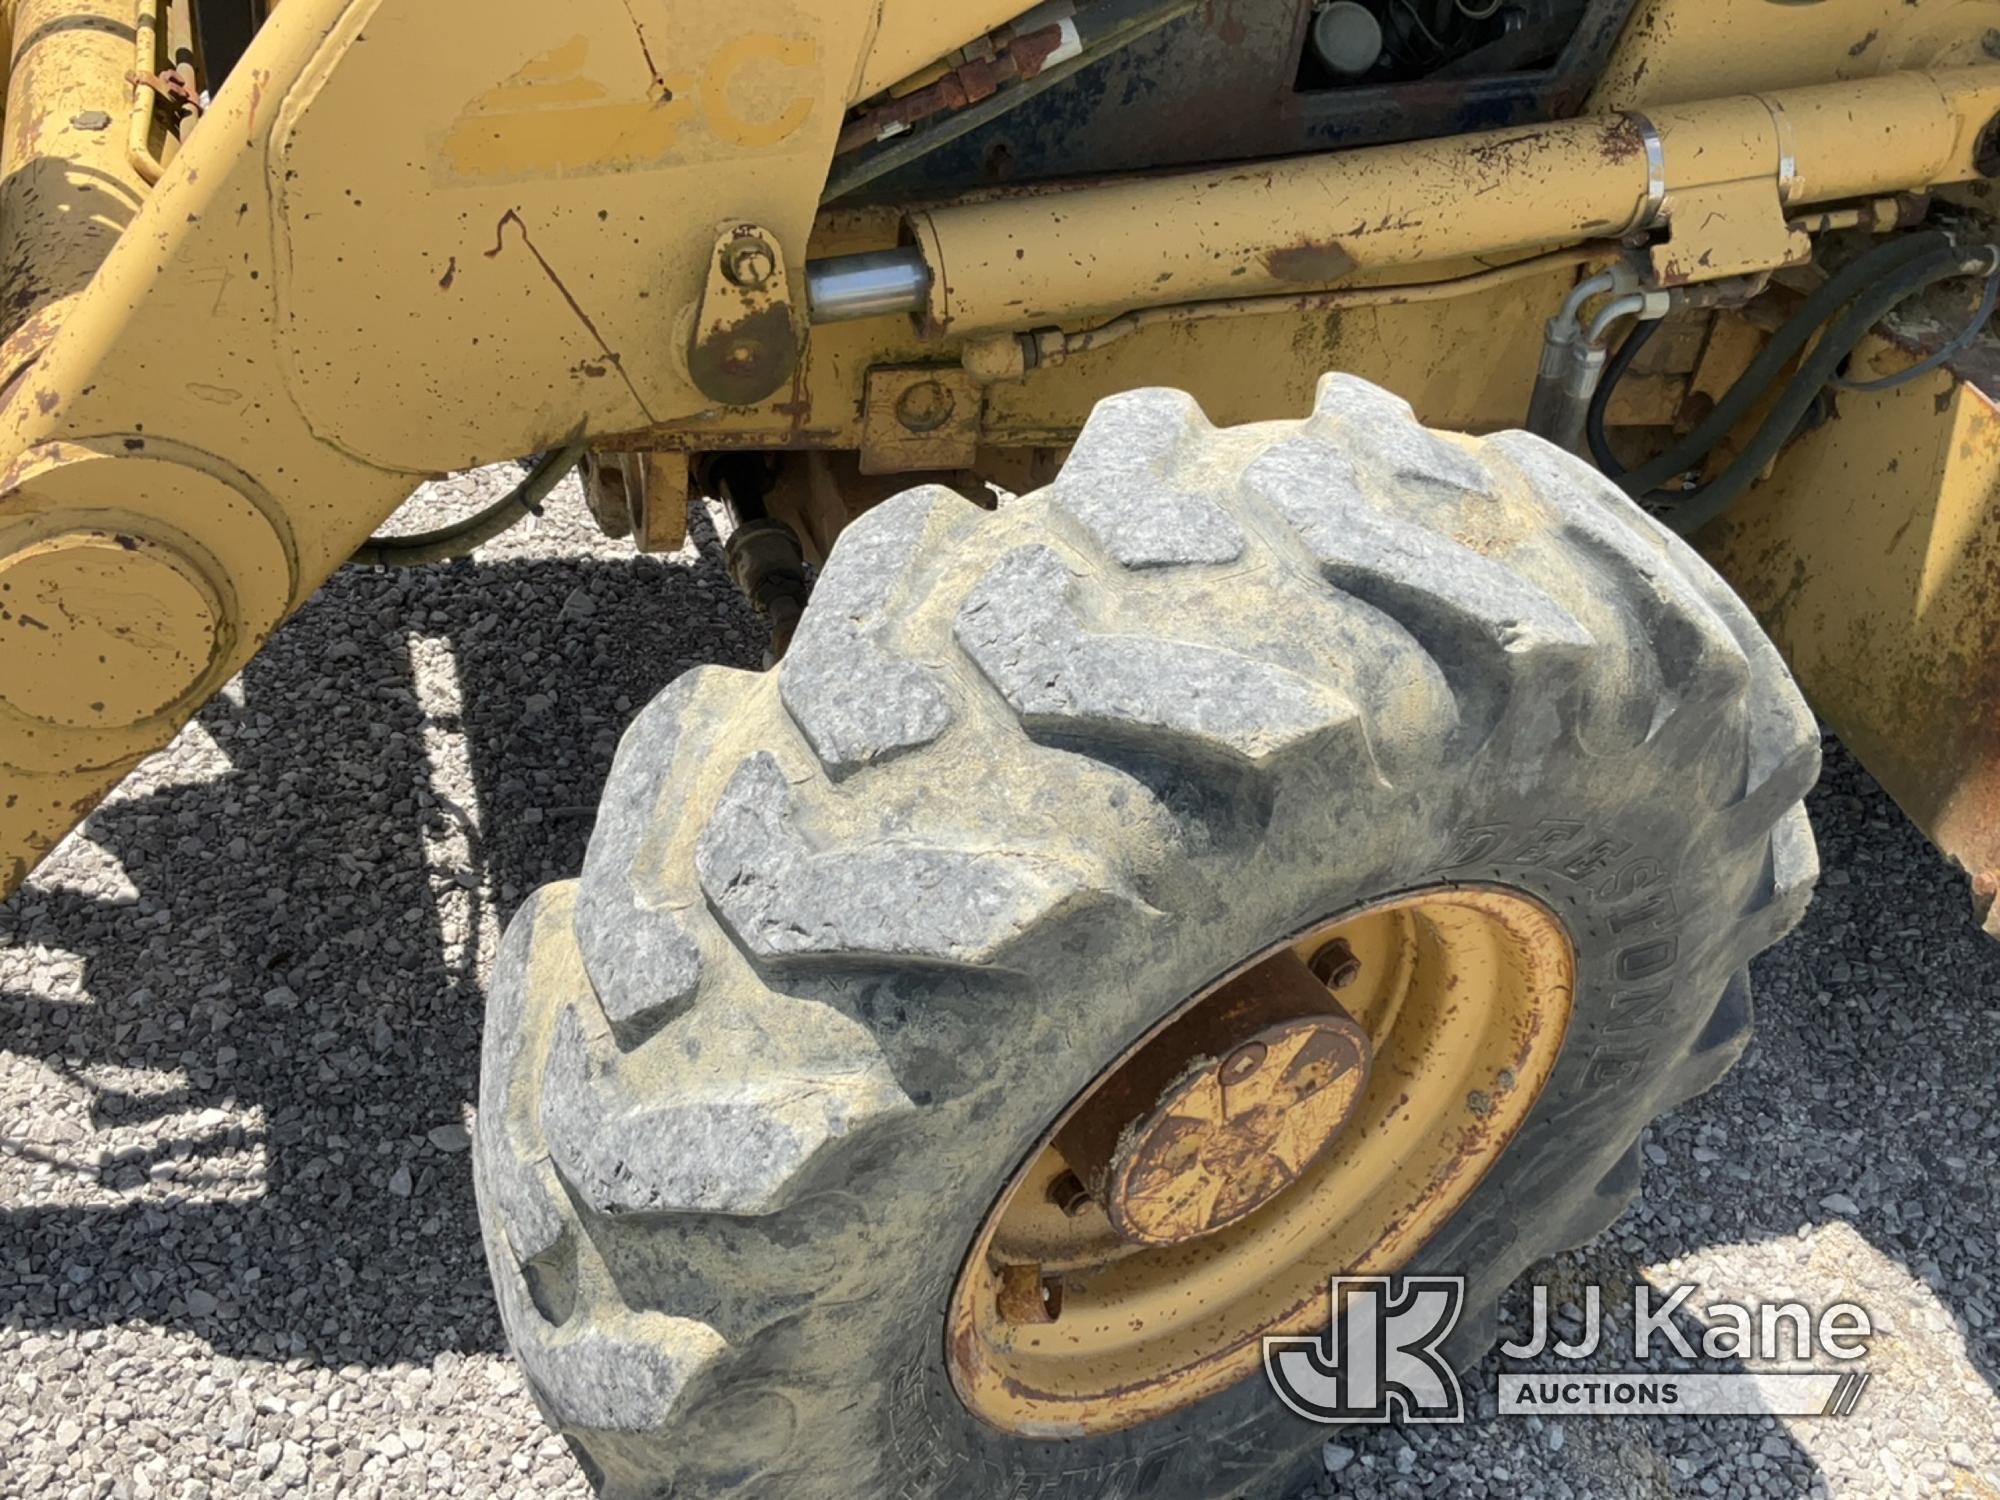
[4, 1, 1999, 1495]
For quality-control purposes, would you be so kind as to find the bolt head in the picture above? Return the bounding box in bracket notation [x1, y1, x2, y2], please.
[1046, 1169, 1096, 1218]
[894, 379, 955, 433]
[721, 235, 777, 290]
[1309, 937, 1362, 989]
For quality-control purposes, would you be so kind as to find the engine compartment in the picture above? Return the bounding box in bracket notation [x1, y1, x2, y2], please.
[857, 0, 1639, 196]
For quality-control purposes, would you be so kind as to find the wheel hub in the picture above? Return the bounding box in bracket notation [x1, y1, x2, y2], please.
[946, 885, 1576, 1439]
[1053, 951, 1372, 1248]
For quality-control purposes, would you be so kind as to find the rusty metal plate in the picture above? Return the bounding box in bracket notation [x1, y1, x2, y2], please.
[859, 365, 983, 474]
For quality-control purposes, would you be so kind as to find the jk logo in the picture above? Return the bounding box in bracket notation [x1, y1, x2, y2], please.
[1263, 1276, 1467, 1424]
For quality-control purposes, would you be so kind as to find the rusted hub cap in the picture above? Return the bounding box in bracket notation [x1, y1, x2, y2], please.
[1106, 1015, 1370, 1244]
[1054, 950, 1372, 1247]
[947, 885, 1575, 1439]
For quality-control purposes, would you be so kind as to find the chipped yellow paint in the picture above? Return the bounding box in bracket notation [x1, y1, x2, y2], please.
[0, 0, 151, 378]
[442, 30, 817, 180]
[0, 0, 879, 890]
[1703, 365, 2000, 935]
[904, 69, 2000, 337]
[700, 34, 817, 148]
[445, 46, 694, 179]
[851, 0, 1039, 99]
[1593, 0, 2000, 109]
[0, 531, 220, 729]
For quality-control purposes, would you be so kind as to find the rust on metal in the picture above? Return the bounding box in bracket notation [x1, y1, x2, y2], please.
[721, 233, 779, 291]
[858, 364, 982, 474]
[893, 377, 956, 432]
[995, 1262, 1061, 1325]
[8, 0, 2000, 925]
[578, 451, 641, 541]
[630, 451, 691, 554]
[1307, 935, 1362, 988]
[1703, 343, 2000, 938]
[1261, 238, 1358, 285]
[835, 22, 1069, 155]
[1102, 1014, 1370, 1245]
[688, 302, 797, 403]
[1044, 1169, 1095, 1218]
[1054, 948, 1372, 1247]
[1595, 111, 1648, 165]
[127, 68, 203, 123]
[0, 0, 153, 358]
[686, 223, 800, 407]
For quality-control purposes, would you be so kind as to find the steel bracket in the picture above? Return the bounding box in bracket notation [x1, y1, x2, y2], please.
[686, 222, 801, 408]
[1651, 177, 1810, 287]
[859, 365, 983, 474]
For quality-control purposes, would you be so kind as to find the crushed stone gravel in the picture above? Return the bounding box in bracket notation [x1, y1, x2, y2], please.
[4, 465, 1999, 1498]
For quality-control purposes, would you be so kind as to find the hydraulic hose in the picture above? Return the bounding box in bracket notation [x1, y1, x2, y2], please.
[1585, 313, 1663, 477]
[1833, 248, 2000, 393]
[1653, 243, 1973, 536]
[1613, 232, 1948, 499]
[351, 444, 586, 568]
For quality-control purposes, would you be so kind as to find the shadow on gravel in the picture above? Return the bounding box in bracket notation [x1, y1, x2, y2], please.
[0, 508, 763, 1367]
[1645, 733, 2000, 1403]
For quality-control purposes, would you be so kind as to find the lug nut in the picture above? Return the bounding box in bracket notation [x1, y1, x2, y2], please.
[1046, 1169, 1095, 1218]
[1309, 936, 1362, 989]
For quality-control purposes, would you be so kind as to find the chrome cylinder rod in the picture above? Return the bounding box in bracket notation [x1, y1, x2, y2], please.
[804, 248, 931, 323]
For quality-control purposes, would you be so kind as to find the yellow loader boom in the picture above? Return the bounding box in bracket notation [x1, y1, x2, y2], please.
[4, 0, 2000, 935]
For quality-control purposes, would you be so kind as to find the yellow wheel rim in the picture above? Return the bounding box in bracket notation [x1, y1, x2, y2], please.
[945, 885, 1575, 1437]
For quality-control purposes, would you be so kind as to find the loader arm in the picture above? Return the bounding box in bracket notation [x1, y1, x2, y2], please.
[0, 0, 1007, 890]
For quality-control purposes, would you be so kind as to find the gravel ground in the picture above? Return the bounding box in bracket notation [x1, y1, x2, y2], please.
[4, 466, 2000, 1499]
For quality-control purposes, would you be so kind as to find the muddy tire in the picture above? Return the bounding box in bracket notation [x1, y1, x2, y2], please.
[472, 375, 1818, 1500]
